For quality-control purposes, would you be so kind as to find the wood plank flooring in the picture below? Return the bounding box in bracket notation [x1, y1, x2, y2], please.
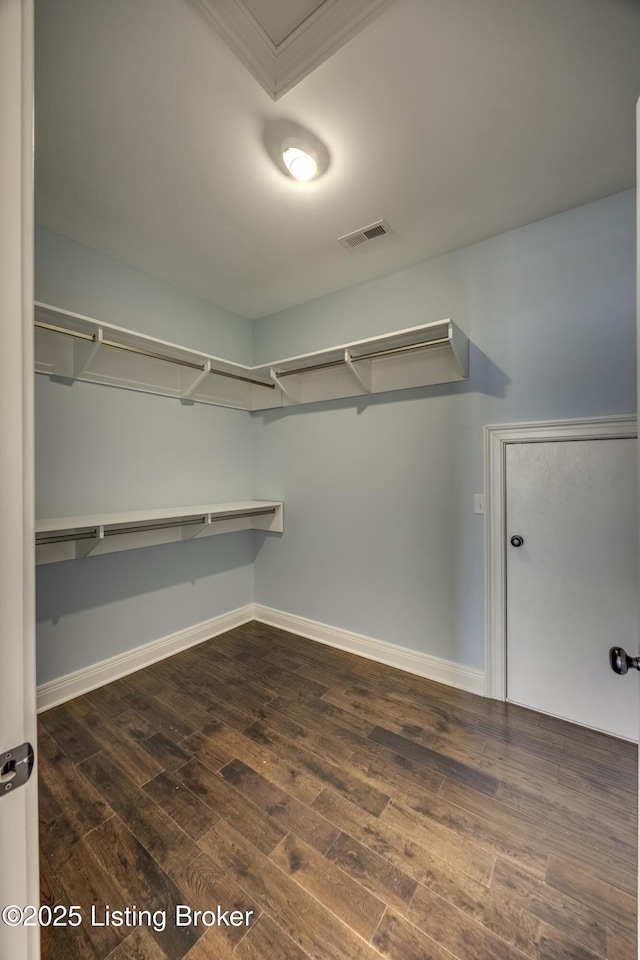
[38, 621, 638, 960]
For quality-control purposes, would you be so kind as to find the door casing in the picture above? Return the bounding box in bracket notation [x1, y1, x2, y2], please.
[484, 415, 637, 701]
[0, 1, 38, 958]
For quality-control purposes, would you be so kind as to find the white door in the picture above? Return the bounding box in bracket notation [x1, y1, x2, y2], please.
[506, 437, 638, 741]
[0, 1, 39, 958]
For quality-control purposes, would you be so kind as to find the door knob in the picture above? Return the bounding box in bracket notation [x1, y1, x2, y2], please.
[609, 646, 640, 675]
[510, 535, 524, 547]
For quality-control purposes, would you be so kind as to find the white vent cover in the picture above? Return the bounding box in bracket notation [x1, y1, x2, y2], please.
[338, 220, 392, 250]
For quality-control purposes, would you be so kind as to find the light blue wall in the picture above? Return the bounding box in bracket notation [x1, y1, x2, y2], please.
[35, 231, 255, 685]
[252, 191, 637, 669]
[36, 535, 254, 684]
[36, 192, 637, 685]
[36, 226, 252, 363]
[35, 379, 253, 517]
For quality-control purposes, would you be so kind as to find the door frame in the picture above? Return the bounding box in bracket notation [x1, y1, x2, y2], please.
[0, 1, 38, 958]
[484, 415, 637, 701]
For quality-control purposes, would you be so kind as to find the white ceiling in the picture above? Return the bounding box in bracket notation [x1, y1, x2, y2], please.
[35, 0, 640, 320]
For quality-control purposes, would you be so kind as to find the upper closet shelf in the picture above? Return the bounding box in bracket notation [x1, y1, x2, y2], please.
[34, 302, 469, 411]
[34, 302, 276, 411]
[35, 500, 283, 565]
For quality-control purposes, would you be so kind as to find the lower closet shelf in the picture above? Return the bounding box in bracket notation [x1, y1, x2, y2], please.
[35, 500, 283, 564]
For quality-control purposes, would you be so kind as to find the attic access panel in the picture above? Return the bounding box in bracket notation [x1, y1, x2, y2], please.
[195, 0, 397, 98]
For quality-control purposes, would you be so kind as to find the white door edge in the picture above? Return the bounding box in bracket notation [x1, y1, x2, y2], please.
[484, 414, 637, 701]
[0, 1, 39, 957]
[635, 92, 640, 957]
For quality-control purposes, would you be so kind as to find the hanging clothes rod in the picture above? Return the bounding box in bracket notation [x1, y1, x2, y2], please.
[103, 509, 277, 537]
[34, 319, 275, 389]
[205, 368, 275, 389]
[35, 320, 96, 342]
[105, 516, 207, 536]
[36, 530, 99, 546]
[275, 335, 450, 379]
[35, 508, 277, 546]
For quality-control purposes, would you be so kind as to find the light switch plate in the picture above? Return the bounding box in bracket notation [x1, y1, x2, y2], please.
[473, 494, 485, 514]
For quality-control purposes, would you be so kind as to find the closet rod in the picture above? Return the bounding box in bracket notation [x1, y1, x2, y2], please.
[275, 335, 450, 378]
[104, 509, 276, 537]
[35, 320, 95, 342]
[36, 508, 277, 546]
[34, 319, 275, 389]
[35, 319, 203, 369]
[36, 530, 99, 546]
[205, 369, 275, 389]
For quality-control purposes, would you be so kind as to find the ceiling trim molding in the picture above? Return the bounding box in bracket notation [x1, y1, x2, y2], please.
[194, 0, 397, 99]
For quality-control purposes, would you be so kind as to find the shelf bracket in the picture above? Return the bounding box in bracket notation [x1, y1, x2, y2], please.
[73, 327, 103, 378]
[270, 368, 300, 403]
[76, 526, 104, 559]
[181, 360, 211, 398]
[344, 350, 372, 393]
[182, 514, 212, 540]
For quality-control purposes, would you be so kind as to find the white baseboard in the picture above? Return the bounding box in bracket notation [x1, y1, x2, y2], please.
[253, 605, 485, 696]
[37, 602, 485, 711]
[36, 605, 254, 712]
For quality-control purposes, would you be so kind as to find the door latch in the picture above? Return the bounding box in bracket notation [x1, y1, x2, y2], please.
[609, 647, 640, 676]
[0, 742, 34, 796]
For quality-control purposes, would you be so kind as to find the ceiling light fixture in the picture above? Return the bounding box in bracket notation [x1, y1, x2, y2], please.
[264, 121, 330, 183]
[282, 145, 318, 182]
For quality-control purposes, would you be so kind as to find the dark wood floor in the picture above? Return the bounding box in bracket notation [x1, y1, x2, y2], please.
[38, 621, 637, 960]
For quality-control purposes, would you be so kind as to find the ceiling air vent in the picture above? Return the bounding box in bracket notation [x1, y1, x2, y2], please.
[338, 220, 392, 250]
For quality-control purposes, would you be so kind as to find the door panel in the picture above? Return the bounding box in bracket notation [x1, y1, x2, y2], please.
[506, 438, 638, 740]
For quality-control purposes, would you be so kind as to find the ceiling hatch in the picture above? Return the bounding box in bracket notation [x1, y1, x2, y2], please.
[194, 0, 397, 99]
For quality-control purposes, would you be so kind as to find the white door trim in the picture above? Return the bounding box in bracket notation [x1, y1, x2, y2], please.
[484, 415, 637, 700]
[0, 1, 38, 958]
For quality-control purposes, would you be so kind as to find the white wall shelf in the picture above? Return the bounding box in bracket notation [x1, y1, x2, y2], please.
[35, 500, 283, 565]
[34, 303, 277, 411]
[35, 302, 469, 411]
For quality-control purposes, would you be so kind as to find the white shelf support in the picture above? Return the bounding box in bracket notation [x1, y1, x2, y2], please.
[344, 349, 372, 392]
[181, 359, 211, 398]
[448, 320, 469, 380]
[270, 367, 300, 403]
[73, 327, 103, 378]
[75, 525, 104, 559]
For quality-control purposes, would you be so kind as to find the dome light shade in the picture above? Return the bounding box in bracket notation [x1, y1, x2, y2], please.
[282, 146, 318, 181]
[264, 122, 329, 183]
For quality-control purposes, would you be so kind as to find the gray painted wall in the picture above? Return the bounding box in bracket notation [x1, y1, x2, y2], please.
[252, 190, 637, 669]
[35, 231, 255, 684]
